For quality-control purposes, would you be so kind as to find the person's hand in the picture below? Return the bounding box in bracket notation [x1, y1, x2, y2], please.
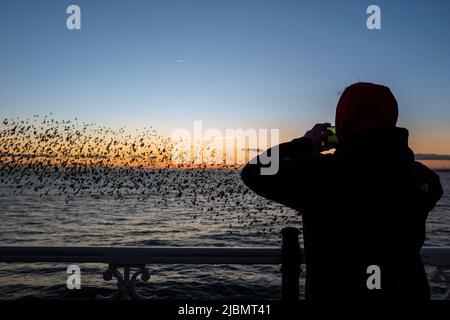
[304, 123, 333, 152]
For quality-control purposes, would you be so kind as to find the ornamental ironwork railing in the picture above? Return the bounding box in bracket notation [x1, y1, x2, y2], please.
[0, 227, 449, 300]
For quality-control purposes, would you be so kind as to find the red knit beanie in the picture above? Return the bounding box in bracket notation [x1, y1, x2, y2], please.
[335, 82, 399, 143]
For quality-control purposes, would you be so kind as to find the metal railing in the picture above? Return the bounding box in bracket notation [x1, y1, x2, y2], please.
[0, 227, 449, 300]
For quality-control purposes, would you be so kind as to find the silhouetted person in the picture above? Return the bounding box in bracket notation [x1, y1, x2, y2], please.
[241, 82, 443, 301]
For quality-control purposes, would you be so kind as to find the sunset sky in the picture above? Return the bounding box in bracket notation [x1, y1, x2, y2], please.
[1, 0, 450, 155]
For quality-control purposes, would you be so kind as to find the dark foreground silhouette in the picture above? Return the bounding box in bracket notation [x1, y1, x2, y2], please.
[241, 83, 443, 300]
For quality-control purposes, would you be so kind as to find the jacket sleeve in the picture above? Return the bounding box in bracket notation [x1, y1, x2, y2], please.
[240, 137, 334, 210]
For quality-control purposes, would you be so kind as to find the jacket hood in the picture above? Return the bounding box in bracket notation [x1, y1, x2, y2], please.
[336, 82, 399, 143]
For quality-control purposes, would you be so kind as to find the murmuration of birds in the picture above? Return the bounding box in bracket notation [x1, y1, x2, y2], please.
[0, 115, 301, 235]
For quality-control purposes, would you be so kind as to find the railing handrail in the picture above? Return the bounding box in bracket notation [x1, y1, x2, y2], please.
[0, 228, 307, 300]
[0, 246, 283, 265]
[1, 245, 449, 266]
[1, 226, 449, 301]
[420, 247, 450, 266]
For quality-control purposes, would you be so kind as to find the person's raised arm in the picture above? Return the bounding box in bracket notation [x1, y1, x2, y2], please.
[240, 123, 334, 210]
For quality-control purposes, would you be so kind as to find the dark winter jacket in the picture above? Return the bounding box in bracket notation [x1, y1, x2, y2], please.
[241, 127, 443, 300]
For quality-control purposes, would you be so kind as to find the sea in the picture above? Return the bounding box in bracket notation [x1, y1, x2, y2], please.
[0, 168, 449, 300]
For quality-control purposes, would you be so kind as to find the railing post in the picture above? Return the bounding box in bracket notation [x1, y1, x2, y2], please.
[281, 227, 301, 301]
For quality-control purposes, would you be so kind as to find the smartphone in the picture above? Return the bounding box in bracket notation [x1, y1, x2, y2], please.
[326, 126, 338, 145]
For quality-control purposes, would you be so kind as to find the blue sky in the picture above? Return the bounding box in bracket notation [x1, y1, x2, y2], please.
[1, 0, 449, 153]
